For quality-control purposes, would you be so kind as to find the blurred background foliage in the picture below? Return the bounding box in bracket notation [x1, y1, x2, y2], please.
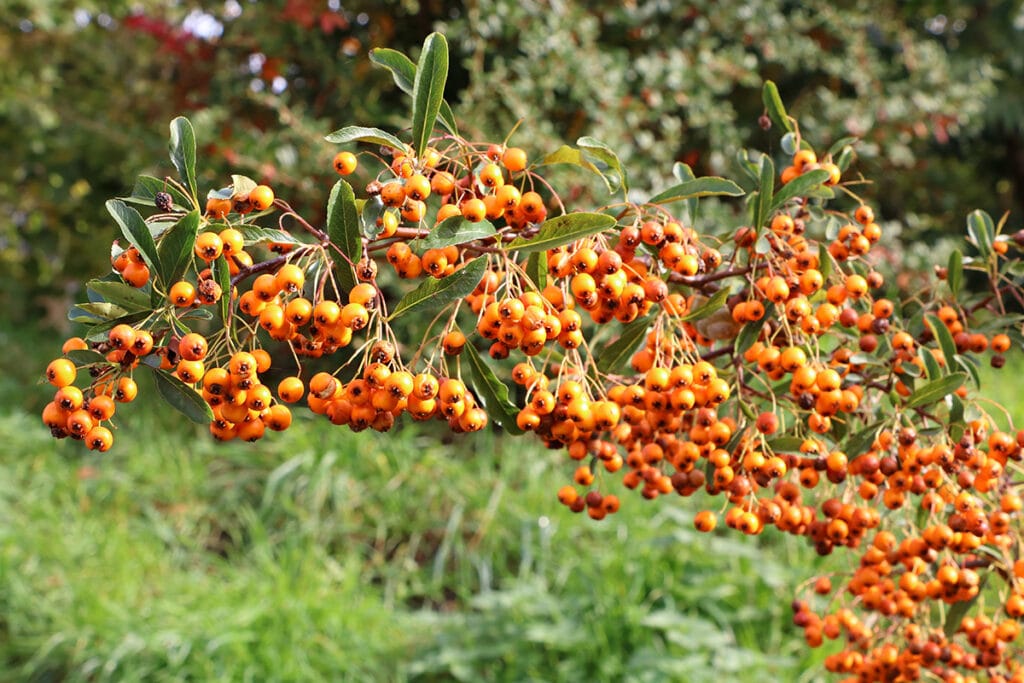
[2, 0, 1023, 323]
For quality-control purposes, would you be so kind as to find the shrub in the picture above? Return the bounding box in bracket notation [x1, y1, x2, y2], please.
[38, 34, 1024, 681]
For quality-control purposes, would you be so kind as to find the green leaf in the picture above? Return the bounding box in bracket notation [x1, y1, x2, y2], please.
[670, 163, 700, 223]
[74, 302, 130, 319]
[419, 216, 496, 250]
[921, 346, 943, 381]
[231, 174, 257, 198]
[827, 136, 859, 157]
[762, 81, 794, 133]
[780, 132, 798, 156]
[648, 177, 745, 205]
[845, 422, 885, 460]
[506, 213, 617, 253]
[753, 154, 775, 230]
[525, 251, 547, 290]
[107, 199, 160, 274]
[955, 355, 981, 389]
[966, 209, 995, 258]
[769, 169, 831, 213]
[326, 179, 362, 294]
[463, 342, 522, 434]
[681, 289, 731, 322]
[595, 316, 653, 375]
[156, 210, 200, 287]
[168, 117, 198, 202]
[239, 225, 298, 246]
[86, 279, 151, 312]
[818, 242, 832, 281]
[925, 315, 958, 372]
[539, 145, 603, 179]
[766, 436, 804, 453]
[733, 319, 764, 358]
[944, 586, 984, 638]
[152, 369, 214, 424]
[65, 349, 107, 366]
[368, 47, 458, 135]
[129, 175, 192, 210]
[948, 248, 963, 297]
[905, 373, 966, 409]
[389, 257, 486, 322]
[577, 136, 627, 195]
[325, 125, 407, 151]
[212, 254, 231, 324]
[84, 313, 149, 342]
[410, 32, 449, 157]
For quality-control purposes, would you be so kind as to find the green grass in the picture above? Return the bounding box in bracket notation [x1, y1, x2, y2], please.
[1, 325, 841, 681]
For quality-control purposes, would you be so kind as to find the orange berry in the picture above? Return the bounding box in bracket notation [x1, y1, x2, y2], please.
[502, 147, 527, 172]
[46, 358, 77, 387]
[333, 151, 358, 175]
[248, 185, 275, 211]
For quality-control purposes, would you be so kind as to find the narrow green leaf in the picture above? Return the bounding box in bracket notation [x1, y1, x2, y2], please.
[734, 318, 765, 357]
[325, 125, 407, 151]
[212, 254, 231, 324]
[766, 436, 805, 453]
[648, 177, 745, 205]
[955, 355, 981, 389]
[410, 32, 449, 157]
[84, 313, 149, 342]
[156, 210, 200, 287]
[921, 346, 943, 380]
[463, 342, 522, 434]
[905, 373, 966, 409]
[168, 117, 198, 201]
[762, 81, 794, 133]
[75, 302, 130, 319]
[753, 155, 775, 230]
[152, 368, 214, 424]
[389, 257, 486, 321]
[326, 179, 362, 294]
[368, 47, 458, 135]
[670, 162, 701, 222]
[818, 242, 832, 281]
[947, 249, 963, 297]
[506, 213, 617, 253]
[966, 209, 995, 258]
[595, 316, 653, 375]
[419, 216, 496, 250]
[769, 169, 831, 213]
[681, 289, 731, 322]
[845, 422, 885, 460]
[86, 279, 151, 312]
[107, 199, 160, 274]
[944, 586, 984, 638]
[525, 251, 547, 290]
[65, 349, 107, 366]
[129, 175, 192, 210]
[577, 136, 627, 195]
[538, 145, 610, 190]
[827, 136, 859, 157]
[239, 225, 298, 246]
[925, 315, 958, 372]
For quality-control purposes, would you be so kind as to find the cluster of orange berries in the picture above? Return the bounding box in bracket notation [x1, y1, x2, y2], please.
[780, 147, 842, 186]
[299, 346, 489, 434]
[203, 183, 275, 220]
[201, 349, 293, 441]
[42, 330, 145, 452]
[41, 102, 1024, 682]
